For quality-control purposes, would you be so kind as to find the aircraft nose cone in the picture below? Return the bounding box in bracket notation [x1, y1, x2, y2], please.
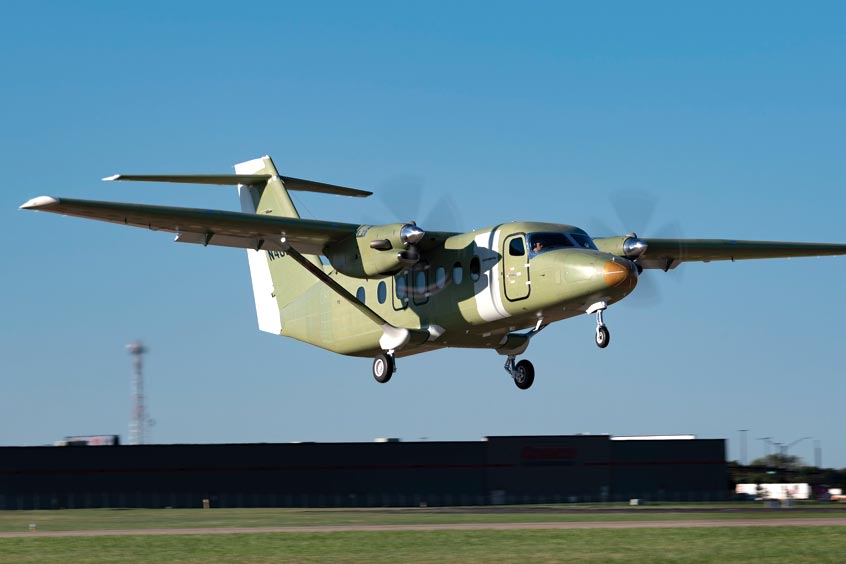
[603, 260, 637, 288]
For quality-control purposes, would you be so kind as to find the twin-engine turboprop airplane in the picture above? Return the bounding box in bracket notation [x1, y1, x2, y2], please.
[20, 155, 846, 389]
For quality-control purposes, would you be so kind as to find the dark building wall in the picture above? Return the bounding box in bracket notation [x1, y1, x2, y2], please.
[0, 442, 487, 509]
[485, 435, 612, 501]
[610, 439, 728, 500]
[0, 436, 728, 509]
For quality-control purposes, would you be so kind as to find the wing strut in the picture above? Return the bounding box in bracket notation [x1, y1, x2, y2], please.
[278, 239, 429, 352]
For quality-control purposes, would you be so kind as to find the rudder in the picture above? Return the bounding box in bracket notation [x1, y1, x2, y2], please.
[235, 156, 320, 334]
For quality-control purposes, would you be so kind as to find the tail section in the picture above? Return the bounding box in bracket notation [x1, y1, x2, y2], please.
[235, 156, 320, 335]
[96, 155, 370, 338]
[235, 156, 301, 219]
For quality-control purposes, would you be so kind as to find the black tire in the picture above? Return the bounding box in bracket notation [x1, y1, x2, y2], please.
[372, 353, 394, 383]
[595, 326, 610, 349]
[513, 359, 535, 390]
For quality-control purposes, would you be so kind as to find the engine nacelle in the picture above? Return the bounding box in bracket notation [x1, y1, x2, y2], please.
[593, 234, 648, 260]
[325, 223, 425, 278]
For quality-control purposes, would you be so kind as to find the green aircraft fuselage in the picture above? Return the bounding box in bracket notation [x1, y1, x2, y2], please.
[281, 221, 637, 358]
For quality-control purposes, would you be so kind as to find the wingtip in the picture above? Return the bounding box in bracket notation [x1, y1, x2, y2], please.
[102, 174, 120, 181]
[20, 196, 60, 210]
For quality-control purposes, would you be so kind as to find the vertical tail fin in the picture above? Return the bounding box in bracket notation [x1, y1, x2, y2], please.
[235, 156, 301, 218]
[235, 156, 319, 335]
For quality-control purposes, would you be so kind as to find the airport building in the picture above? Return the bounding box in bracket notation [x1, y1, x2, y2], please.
[0, 434, 727, 509]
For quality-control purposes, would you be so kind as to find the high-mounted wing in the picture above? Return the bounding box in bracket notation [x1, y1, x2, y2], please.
[638, 238, 846, 270]
[19, 196, 359, 255]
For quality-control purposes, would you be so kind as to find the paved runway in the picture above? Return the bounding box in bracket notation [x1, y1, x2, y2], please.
[3, 518, 846, 538]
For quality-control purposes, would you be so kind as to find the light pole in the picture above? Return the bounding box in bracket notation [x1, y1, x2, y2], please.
[738, 429, 749, 465]
[781, 436, 810, 462]
[756, 437, 773, 459]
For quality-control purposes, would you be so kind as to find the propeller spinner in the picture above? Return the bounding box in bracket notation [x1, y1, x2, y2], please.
[398, 222, 425, 265]
[622, 233, 648, 260]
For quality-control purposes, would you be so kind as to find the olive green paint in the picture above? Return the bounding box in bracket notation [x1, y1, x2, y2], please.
[19, 155, 846, 368]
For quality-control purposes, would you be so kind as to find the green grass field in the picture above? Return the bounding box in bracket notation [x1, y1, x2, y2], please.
[3, 527, 846, 563]
[1, 503, 844, 533]
[2, 504, 846, 563]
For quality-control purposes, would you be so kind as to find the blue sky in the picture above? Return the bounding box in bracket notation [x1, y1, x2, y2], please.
[2, 2, 845, 467]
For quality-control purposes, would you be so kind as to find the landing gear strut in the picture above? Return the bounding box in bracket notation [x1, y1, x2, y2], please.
[587, 302, 611, 349]
[372, 352, 395, 383]
[505, 356, 535, 390]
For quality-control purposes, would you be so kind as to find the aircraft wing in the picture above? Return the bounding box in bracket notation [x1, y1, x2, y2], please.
[19, 196, 359, 255]
[638, 238, 846, 270]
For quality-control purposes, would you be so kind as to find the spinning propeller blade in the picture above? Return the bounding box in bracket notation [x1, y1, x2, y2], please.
[591, 190, 686, 307]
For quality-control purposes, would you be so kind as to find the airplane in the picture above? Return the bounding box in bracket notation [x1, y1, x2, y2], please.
[20, 155, 846, 390]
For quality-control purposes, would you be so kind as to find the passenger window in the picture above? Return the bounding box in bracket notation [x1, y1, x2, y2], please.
[435, 267, 446, 289]
[416, 270, 427, 294]
[453, 262, 463, 285]
[470, 256, 481, 281]
[356, 287, 366, 303]
[396, 276, 407, 300]
[377, 281, 387, 304]
[393, 272, 409, 310]
[508, 237, 525, 256]
[413, 266, 429, 305]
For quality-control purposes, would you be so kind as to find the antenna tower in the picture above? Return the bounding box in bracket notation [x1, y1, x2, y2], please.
[126, 341, 150, 445]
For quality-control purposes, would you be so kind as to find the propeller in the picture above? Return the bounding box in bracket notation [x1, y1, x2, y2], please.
[375, 174, 463, 232]
[590, 190, 685, 307]
[363, 174, 464, 267]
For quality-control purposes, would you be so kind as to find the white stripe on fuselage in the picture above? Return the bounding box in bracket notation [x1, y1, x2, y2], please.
[473, 228, 510, 322]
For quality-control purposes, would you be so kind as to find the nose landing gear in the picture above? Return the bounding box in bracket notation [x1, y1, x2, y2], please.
[505, 356, 535, 390]
[595, 325, 610, 348]
[587, 301, 611, 349]
[372, 351, 395, 383]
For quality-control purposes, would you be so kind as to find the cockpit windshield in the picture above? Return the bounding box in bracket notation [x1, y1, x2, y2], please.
[570, 232, 597, 250]
[528, 232, 597, 256]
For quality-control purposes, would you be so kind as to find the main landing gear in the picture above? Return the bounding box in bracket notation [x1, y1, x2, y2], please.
[587, 301, 611, 349]
[505, 356, 535, 390]
[372, 351, 395, 383]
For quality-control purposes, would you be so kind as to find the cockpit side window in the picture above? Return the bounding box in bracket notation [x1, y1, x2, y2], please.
[508, 237, 526, 256]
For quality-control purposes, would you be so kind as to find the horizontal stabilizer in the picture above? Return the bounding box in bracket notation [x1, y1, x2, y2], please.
[103, 174, 372, 198]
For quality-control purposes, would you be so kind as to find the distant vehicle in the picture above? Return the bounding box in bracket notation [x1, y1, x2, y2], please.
[21, 155, 846, 390]
[736, 483, 810, 500]
[55, 435, 120, 447]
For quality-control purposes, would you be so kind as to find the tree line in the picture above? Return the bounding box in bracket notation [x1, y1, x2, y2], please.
[731, 454, 846, 489]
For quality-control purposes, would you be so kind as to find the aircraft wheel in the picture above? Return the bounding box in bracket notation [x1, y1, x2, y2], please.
[595, 326, 610, 349]
[513, 359, 535, 390]
[372, 353, 394, 383]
